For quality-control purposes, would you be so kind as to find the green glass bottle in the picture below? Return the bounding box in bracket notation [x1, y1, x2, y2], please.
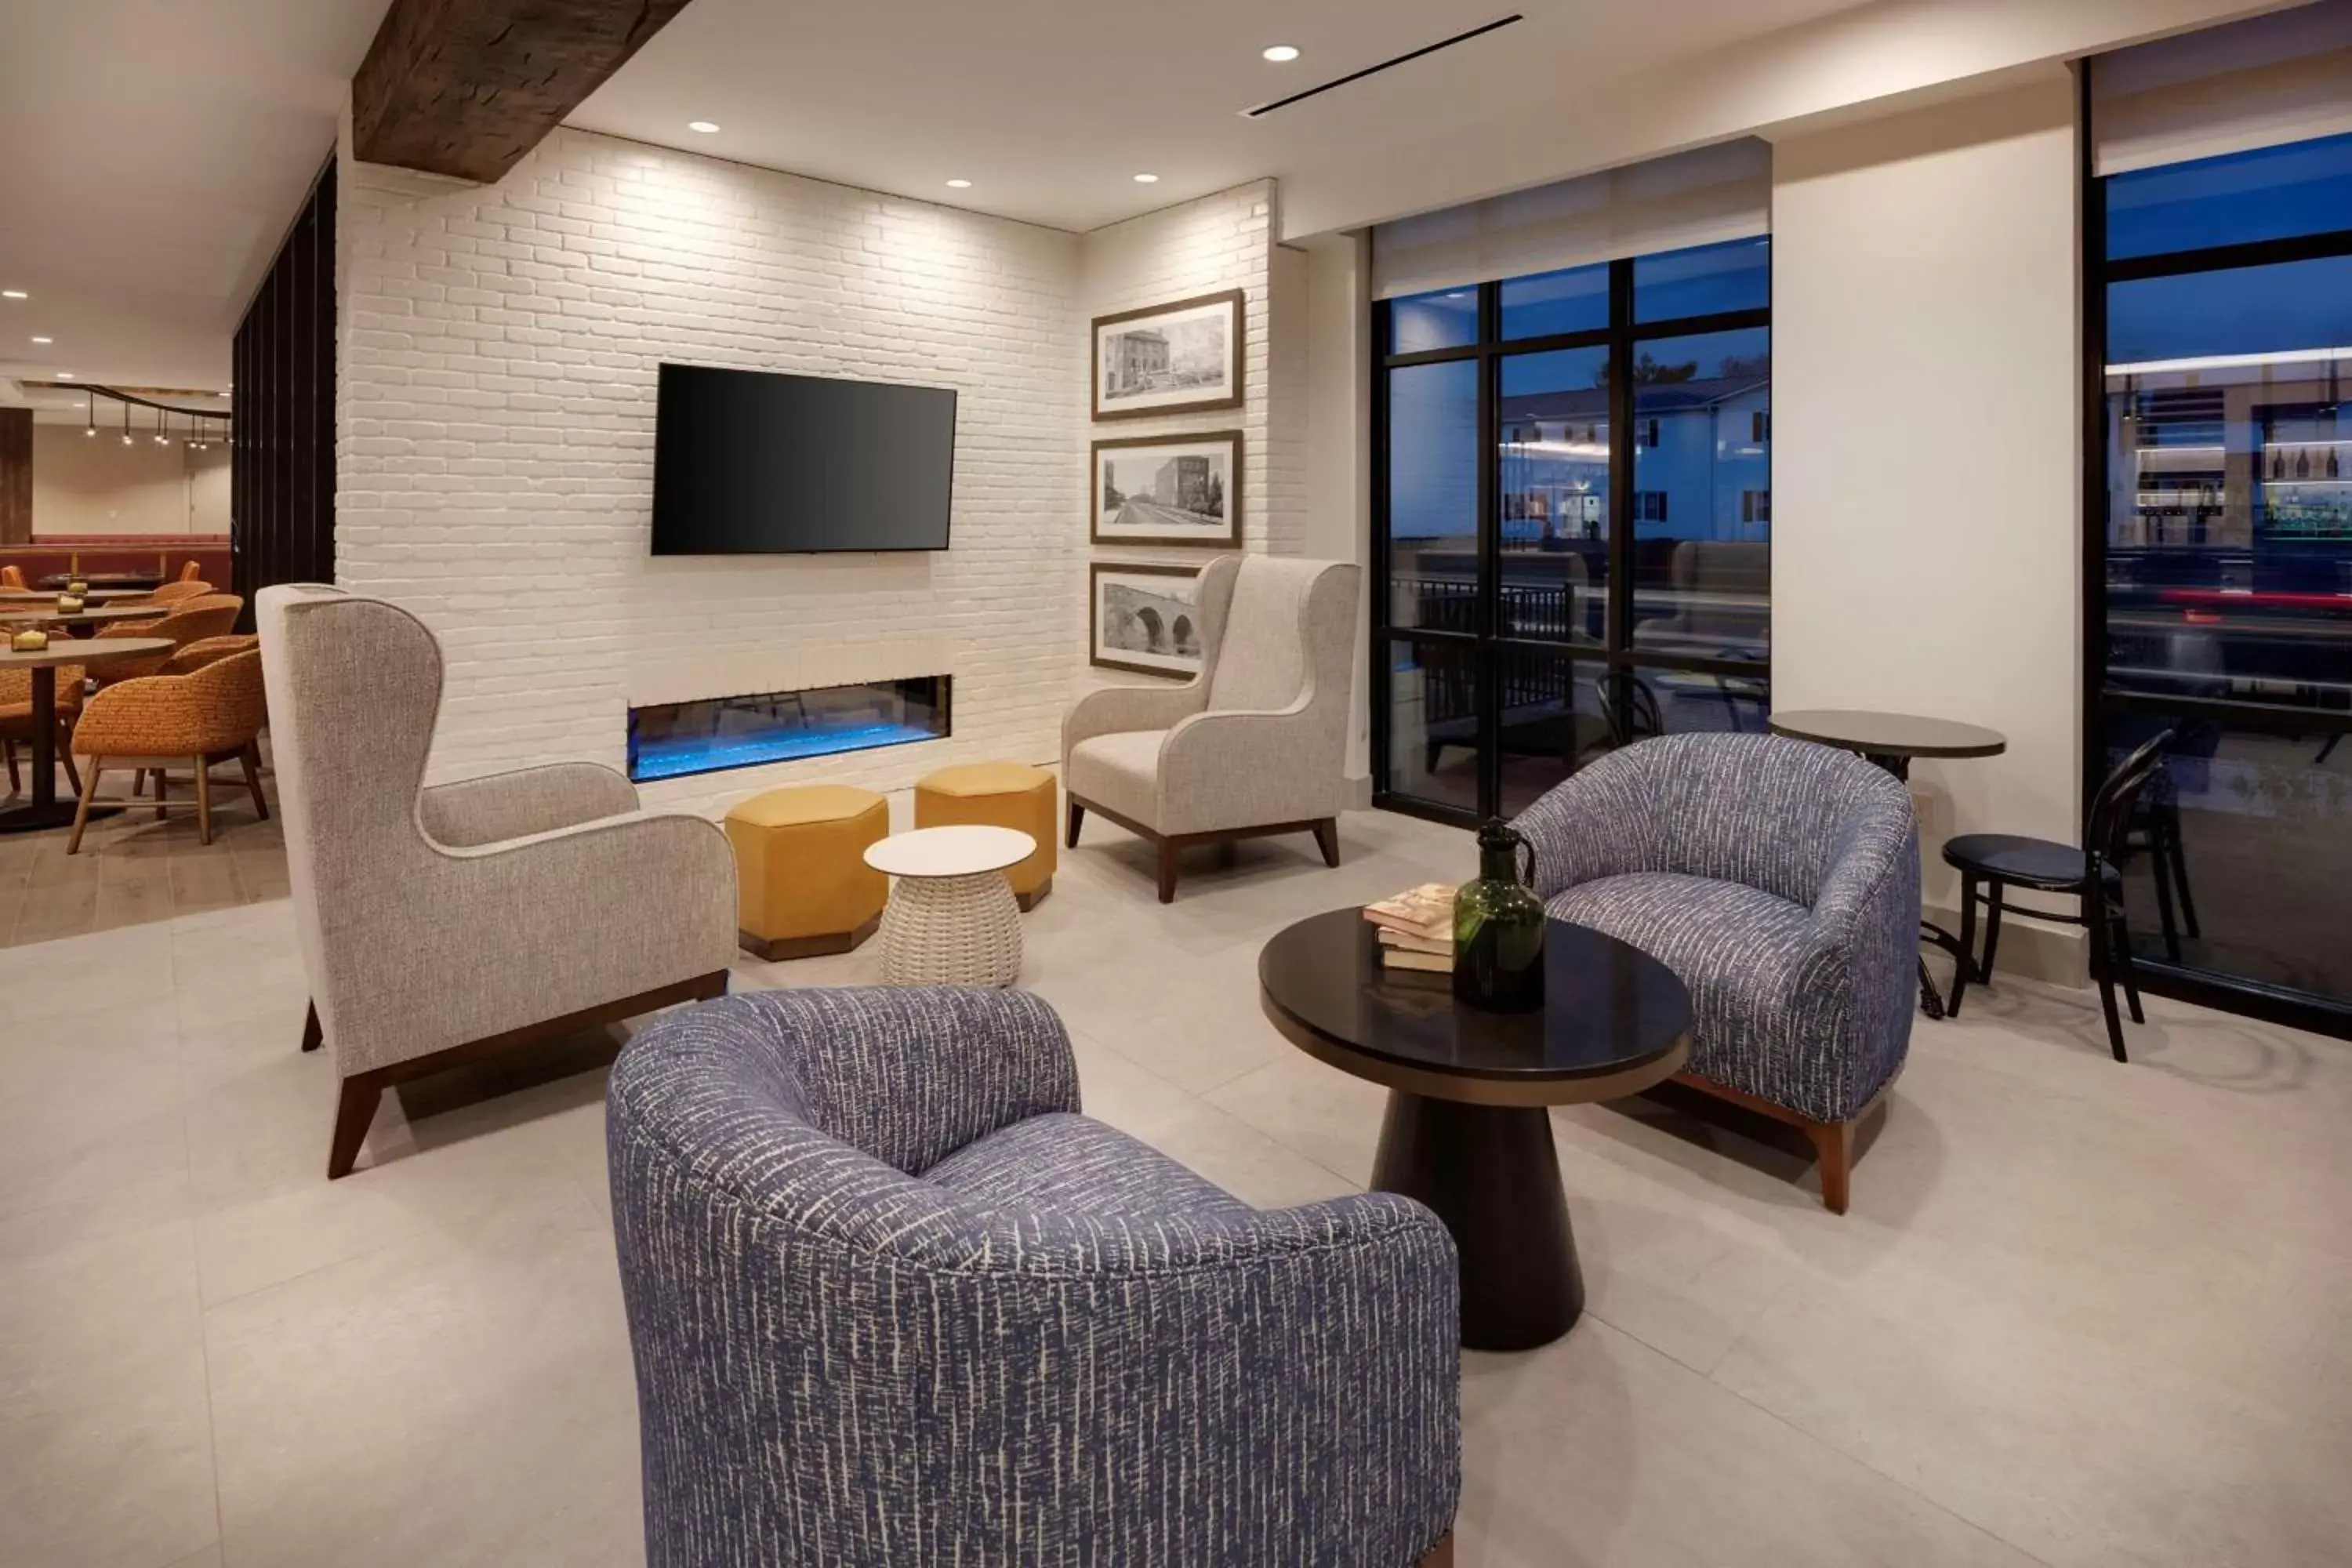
[1454, 818, 1547, 1012]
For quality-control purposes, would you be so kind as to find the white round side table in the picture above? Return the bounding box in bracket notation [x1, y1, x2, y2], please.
[862, 825, 1036, 987]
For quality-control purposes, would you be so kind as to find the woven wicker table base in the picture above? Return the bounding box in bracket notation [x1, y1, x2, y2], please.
[877, 869, 1025, 987]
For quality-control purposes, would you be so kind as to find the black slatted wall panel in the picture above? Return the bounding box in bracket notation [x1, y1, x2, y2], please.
[233, 158, 336, 629]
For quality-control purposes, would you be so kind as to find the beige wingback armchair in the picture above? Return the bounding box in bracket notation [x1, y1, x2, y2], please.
[256, 585, 736, 1178]
[1063, 554, 1359, 902]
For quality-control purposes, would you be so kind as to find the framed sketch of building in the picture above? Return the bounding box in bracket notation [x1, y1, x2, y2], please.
[1091, 431, 1243, 547]
[1089, 561, 1207, 677]
[1091, 289, 1245, 420]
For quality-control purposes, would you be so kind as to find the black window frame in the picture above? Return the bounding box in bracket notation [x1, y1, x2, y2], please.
[2079, 63, 2352, 1042]
[1373, 247, 1773, 826]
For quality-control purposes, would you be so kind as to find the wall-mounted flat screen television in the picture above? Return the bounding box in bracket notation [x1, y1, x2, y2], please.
[651, 363, 956, 554]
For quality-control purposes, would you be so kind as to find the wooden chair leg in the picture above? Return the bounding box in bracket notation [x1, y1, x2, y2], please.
[327, 1074, 384, 1179]
[1417, 1533, 1455, 1568]
[1312, 816, 1341, 868]
[4, 739, 17, 796]
[300, 1000, 323, 1053]
[193, 757, 213, 845]
[240, 742, 268, 820]
[58, 739, 80, 797]
[1806, 1118, 1854, 1214]
[1065, 799, 1084, 849]
[67, 761, 103, 855]
[2088, 903, 2129, 1064]
[1156, 839, 1179, 904]
[153, 768, 168, 821]
[1947, 873, 1980, 1017]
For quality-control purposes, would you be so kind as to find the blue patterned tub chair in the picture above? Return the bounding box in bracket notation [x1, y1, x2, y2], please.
[607, 986, 1461, 1568]
[1514, 733, 1919, 1213]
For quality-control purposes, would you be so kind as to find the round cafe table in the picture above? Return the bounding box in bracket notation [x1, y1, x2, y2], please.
[1769, 709, 2009, 1018]
[862, 825, 1036, 987]
[0, 587, 150, 604]
[0, 637, 173, 834]
[38, 571, 162, 591]
[0, 604, 164, 639]
[1259, 909, 1692, 1352]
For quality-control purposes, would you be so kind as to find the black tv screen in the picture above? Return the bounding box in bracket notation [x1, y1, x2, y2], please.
[651, 364, 956, 554]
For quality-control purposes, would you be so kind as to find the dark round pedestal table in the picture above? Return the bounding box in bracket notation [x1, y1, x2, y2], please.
[1258, 909, 1691, 1352]
[0, 637, 174, 834]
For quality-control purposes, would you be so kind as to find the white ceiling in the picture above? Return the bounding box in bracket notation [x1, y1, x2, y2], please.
[0, 0, 387, 396]
[568, 0, 1876, 234]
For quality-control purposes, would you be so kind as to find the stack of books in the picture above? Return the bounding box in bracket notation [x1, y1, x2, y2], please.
[1363, 884, 1457, 975]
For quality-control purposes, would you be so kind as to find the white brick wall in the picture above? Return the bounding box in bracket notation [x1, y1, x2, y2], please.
[336, 128, 1086, 814]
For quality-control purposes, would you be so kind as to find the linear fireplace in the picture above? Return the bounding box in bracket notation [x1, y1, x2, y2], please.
[627, 676, 950, 783]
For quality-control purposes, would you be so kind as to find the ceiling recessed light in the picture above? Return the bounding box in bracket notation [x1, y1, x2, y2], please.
[31, 336, 52, 344]
[1, 290, 26, 300]
[945, 178, 972, 189]
[1262, 45, 1301, 62]
[688, 120, 720, 134]
[1444, 291, 1468, 299]
[55, 371, 74, 379]
[1133, 172, 1160, 184]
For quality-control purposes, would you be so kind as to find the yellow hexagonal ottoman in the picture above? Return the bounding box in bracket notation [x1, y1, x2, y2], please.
[913, 761, 1057, 910]
[724, 785, 889, 960]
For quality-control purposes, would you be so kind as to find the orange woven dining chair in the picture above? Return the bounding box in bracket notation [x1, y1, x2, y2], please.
[138, 580, 215, 608]
[0, 564, 25, 590]
[89, 594, 241, 684]
[178, 561, 205, 584]
[67, 648, 268, 851]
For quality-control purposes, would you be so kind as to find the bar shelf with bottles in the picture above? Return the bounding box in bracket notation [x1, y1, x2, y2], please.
[2263, 438, 2352, 540]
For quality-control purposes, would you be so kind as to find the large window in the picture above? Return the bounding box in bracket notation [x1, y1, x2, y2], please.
[2093, 128, 2352, 1026]
[1375, 237, 1771, 821]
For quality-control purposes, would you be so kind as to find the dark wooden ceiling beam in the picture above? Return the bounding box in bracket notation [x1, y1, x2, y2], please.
[351, 0, 695, 183]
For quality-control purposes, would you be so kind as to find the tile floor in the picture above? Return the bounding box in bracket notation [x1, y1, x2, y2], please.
[2, 804, 2347, 1566]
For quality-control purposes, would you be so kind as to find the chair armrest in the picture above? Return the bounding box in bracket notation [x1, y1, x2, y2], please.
[662, 986, 1082, 1174]
[418, 761, 642, 848]
[1511, 748, 1659, 899]
[1791, 805, 1921, 1120]
[1063, 680, 1207, 757]
[1154, 700, 1345, 836]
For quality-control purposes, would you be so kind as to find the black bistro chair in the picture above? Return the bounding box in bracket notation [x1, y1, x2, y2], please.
[1941, 731, 2175, 1062]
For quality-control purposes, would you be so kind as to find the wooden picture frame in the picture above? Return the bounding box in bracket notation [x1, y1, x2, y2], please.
[1090, 430, 1243, 547]
[1088, 561, 1208, 679]
[1091, 289, 1245, 421]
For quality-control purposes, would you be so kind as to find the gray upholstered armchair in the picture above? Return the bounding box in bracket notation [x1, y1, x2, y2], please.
[257, 584, 736, 1179]
[1514, 733, 1919, 1212]
[608, 986, 1461, 1567]
[1064, 553, 1359, 901]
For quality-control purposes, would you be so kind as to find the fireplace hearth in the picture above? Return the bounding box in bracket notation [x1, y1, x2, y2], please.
[627, 677, 949, 783]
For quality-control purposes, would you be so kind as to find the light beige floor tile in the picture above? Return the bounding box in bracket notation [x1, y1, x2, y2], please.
[0, 1202, 217, 1568]
[205, 1214, 643, 1568]
[1453, 1318, 2041, 1568]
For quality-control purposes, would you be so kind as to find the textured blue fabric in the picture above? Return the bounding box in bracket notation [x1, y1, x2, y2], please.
[1517, 734, 1920, 1124]
[925, 1112, 1255, 1222]
[608, 986, 1461, 1568]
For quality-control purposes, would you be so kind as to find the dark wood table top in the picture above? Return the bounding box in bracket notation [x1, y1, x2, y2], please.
[0, 605, 162, 628]
[1769, 709, 2008, 760]
[0, 636, 172, 671]
[37, 572, 162, 590]
[0, 587, 150, 603]
[1258, 909, 1691, 1109]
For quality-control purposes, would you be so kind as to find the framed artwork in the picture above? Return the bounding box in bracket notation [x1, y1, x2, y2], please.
[1089, 561, 1207, 678]
[1091, 289, 1245, 420]
[1091, 430, 1243, 547]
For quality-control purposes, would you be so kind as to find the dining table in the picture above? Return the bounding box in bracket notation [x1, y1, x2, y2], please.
[0, 587, 151, 604]
[1768, 708, 2009, 1018]
[0, 604, 165, 638]
[37, 571, 163, 591]
[0, 637, 174, 833]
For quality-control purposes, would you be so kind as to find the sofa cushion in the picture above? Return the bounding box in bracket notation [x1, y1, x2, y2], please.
[1065, 729, 1165, 830]
[1546, 872, 1816, 1105]
[923, 1111, 1253, 1221]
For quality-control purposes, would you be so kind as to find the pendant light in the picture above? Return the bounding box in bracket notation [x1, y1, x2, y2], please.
[84, 390, 96, 437]
[153, 405, 169, 446]
[120, 395, 132, 446]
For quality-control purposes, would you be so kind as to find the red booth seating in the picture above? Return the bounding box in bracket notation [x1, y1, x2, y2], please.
[0, 536, 230, 590]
